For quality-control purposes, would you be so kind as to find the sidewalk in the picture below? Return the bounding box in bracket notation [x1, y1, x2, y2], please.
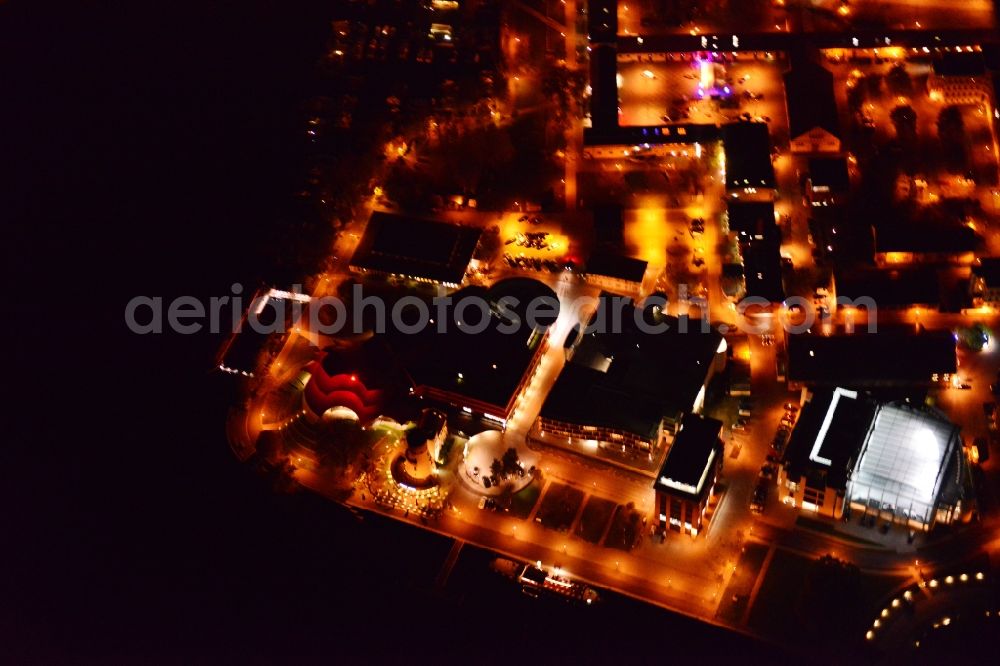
[526, 433, 662, 478]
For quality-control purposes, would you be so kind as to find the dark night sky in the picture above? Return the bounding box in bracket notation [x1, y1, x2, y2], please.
[3, 2, 784, 661]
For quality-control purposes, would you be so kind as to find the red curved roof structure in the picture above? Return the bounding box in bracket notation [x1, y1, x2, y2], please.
[303, 358, 385, 423]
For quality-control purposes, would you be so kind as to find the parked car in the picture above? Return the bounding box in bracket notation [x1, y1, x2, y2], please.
[750, 483, 768, 513]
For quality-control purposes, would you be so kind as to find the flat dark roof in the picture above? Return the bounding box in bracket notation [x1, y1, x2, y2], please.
[541, 295, 723, 438]
[875, 220, 980, 255]
[784, 60, 840, 140]
[385, 280, 557, 413]
[654, 413, 723, 501]
[741, 235, 785, 303]
[782, 388, 877, 491]
[787, 330, 956, 387]
[350, 212, 482, 285]
[973, 257, 1000, 288]
[835, 267, 940, 308]
[589, 44, 619, 130]
[542, 363, 666, 438]
[933, 52, 987, 77]
[593, 204, 624, 246]
[727, 201, 776, 240]
[808, 157, 850, 192]
[583, 123, 721, 146]
[587, 0, 617, 43]
[722, 122, 775, 189]
[220, 293, 286, 373]
[586, 252, 648, 283]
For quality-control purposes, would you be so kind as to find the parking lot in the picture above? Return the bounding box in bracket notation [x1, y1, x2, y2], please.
[616, 53, 789, 139]
[824, 51, 1000, 223]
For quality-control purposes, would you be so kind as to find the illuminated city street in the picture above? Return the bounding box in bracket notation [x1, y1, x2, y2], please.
[214, 0, 1000, 660]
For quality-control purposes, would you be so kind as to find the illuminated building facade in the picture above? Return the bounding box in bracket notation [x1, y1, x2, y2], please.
[779, 388, 972, 530]
[846, 403, 966, 530]
[654, 414, 724, 536]
[778, 387, 877, 518]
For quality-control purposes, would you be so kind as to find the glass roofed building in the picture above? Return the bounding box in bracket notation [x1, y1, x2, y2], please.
[779, 388, 973, 531]
[846, 403, 965, 530]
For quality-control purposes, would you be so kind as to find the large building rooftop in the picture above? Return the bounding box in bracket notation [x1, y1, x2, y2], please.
[727, 201, 776, 240]
[783, 390, 966, 529]
[847, 403, 961, 527]
[386, 279, 557, 417]
[654, 414, 723, 502]
[874, 219, 980, 256]
[540, 295, 723, 439]
[782, 388, 878, 492]
[834, 267, 940, 309]
[586, 0, 617, 43]
[787, 329, 956, 387]
[722, 122, 775, 190]
[350, 212, 482, 286]
[808, 157, 850, 193]
[585, 252, 648, 283]
[783, 59, 840, 140]
[933, 51, 987, 77]
[727, 201, 784, 302]
[588, 43, 619, 130]
[741, 235, 785, 303]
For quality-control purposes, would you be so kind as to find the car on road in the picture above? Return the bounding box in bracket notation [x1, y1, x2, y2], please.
[738, 399, 752, 417]
[783, 402, 799, 413]
[750, 483, 768, 513]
